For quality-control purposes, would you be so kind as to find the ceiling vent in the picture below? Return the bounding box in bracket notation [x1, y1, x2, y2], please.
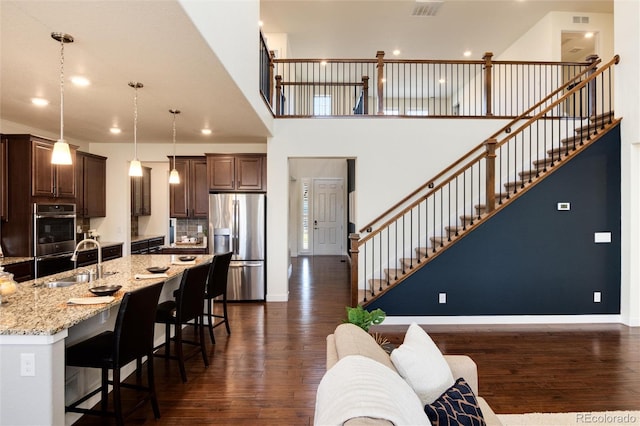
[572, 16, 590, 24]
[412, 0, 444, 17]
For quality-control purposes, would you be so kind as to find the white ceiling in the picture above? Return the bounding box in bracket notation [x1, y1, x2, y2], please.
[0, 0, 612, 146]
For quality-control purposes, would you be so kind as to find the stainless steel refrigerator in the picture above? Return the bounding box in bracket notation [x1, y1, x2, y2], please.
[208, 193, 266, 301]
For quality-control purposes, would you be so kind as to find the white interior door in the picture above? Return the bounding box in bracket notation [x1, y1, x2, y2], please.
[313, 178, 344, 255]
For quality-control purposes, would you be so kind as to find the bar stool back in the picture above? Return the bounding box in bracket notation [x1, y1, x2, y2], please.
[65, 282, 164, 425]
[204, 251, 233, 343]
[154, 261, 211, 382]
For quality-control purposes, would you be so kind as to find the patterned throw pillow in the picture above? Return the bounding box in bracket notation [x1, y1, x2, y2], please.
[424, 378, 486, 426]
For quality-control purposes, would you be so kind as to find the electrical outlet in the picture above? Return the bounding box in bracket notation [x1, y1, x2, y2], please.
[100, 310, 110, 324]
[557, 202, 571, 211]
[438, 293, 447, 304]
[20, 353, 35, 377]
[197, 225, 203, 233]
[594, 291, 601, 303]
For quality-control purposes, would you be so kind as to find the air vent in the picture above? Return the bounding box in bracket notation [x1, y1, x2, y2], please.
[412, 0, 444, 17]
[572, 16, 590, 24]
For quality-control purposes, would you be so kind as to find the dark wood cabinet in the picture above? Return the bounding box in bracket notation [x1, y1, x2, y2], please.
[4, 260, 34, 283]
[130, 236, 164, 255]
[206, 154, 265, 192]
[0, 137, 6, 222]
[169, 157, 208, 218]
[131, 166, 151, 216]
[32, 139, 76, 199]
[76, 152, 107, 218]
[76, 243, 123, 267]
[1, 134, 78, 257]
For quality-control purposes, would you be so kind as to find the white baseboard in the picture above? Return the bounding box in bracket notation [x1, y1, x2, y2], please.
[382, 314, 624, 325]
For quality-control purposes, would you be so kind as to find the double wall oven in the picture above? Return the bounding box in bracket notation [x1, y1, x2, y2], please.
[33, 203, 77, 278]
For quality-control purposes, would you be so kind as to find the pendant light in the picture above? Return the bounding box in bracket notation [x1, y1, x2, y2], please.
[168, 109, 181, 184]
[51, 32, 74, 165]
[128, 82, 144, 177]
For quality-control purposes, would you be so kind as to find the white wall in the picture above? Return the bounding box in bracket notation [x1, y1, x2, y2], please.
[615, 0, 640, 326]
[266, 118, 506, 301]
[498, 12, 614, 61]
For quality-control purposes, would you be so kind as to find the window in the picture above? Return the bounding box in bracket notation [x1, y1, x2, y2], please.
[314, 95, 331, 115]
[301, 179, 310, 251]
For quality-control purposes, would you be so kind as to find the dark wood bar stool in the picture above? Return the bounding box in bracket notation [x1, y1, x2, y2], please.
[65, 282, 164, 426]
[204, 251, 233, 344]
[154, 261, 210, 382]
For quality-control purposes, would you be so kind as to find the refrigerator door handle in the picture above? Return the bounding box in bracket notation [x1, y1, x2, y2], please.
[230, 261, 263, 268]
[233, 199, 240, 255]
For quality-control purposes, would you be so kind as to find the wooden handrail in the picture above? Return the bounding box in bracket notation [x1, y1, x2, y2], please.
[357, 55, 615, 234]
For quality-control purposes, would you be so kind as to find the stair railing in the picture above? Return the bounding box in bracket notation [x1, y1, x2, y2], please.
[350, 55, 620, 307]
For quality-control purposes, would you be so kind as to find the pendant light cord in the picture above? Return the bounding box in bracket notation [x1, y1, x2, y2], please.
[59, 37, 65, 141]
[133, 85, 138, 159]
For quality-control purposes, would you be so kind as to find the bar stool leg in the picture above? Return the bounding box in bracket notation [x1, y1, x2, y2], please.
[147, 351, 161, 419]
[175, 324, 187, 382]
[198, 316, 209, 367]
[206, 299, 216, 344]
[113, 368, 124, 426]
[101, 368, 109, 412]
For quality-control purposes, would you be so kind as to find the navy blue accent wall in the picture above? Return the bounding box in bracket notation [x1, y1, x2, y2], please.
[369, 125, 621, 316]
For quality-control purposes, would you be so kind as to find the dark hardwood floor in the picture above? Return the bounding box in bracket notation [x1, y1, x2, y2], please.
[74, 255, 640, 425]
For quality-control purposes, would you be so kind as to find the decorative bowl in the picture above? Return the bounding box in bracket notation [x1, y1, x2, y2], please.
[146, 266, 170, 273]
[178, 256, 196, 262]
[89, 285, 122, 297]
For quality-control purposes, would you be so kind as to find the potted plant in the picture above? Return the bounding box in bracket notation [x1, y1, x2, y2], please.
[345, 305, 390, 349]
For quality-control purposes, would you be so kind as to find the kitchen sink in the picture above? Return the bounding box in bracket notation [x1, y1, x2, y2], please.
[44, 271, 118, 288]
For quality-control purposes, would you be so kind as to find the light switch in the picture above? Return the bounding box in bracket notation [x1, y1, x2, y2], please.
[438, 293, 447, 304]
[594, 232, 611, 243]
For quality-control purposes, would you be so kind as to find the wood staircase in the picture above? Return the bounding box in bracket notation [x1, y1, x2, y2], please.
[360, 112, 620, 307]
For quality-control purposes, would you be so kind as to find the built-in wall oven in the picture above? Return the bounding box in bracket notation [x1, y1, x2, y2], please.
[33, 203, 77, 278]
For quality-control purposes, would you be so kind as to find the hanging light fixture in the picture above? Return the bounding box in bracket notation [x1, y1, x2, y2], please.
[168, 109, 181, 184]
[128, 81, 144, 177]
[51, 32, 74, 165]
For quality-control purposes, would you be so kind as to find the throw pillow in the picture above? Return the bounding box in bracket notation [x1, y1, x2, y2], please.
[390, 323, 455, 405]
[424, 378, 486, 426]
[314, 355, 430, 425]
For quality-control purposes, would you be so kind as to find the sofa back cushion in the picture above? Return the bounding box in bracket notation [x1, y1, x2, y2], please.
[334, 323, 397, 372]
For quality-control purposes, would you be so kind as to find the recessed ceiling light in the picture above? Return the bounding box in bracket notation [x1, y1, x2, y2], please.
[31, 98, 49, 107]
[585, 32, 594, 39]
[258, 20, 264, 27]
[109, 127, 121, 134]
[71, 76, 90, 86]
[463, 50, 472, 57]
[201, 129, 212, 135]
[320, 60, 327, 66]
[393, 49, 401, 56]
[439, 79, 446, 84]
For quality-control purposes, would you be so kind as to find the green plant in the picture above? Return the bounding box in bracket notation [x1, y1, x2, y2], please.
[345, 305, 386, 332]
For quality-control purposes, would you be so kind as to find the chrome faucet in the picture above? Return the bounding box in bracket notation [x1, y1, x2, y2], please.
[71, 239, 102, 280]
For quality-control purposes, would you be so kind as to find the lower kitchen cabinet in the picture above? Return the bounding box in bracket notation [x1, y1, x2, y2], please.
[4, 260, 34, 283]
[130, 237, 165, 254]
[75, 244, 123, 267]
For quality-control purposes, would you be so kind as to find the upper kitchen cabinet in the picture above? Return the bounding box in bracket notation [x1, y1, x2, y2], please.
[0, 137, 7, 222]
[131, 166, 151, 216]
[206, 154, 266, 192]
[76, 152, 107, 218]
[169, 156, 208, 218]
[4, 134, 76, 201]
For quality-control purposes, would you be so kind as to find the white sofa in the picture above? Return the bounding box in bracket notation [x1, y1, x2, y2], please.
[315, 323, 502, 426]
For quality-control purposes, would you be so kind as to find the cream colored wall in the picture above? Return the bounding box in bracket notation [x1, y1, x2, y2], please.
[615, 0, 640, 326]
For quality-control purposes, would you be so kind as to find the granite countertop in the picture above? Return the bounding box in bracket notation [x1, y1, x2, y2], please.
[0, 254, 212, 336]
[131, 235, 165, 243]
[0, 257, 34, 267]
[167, 238, 208, 250]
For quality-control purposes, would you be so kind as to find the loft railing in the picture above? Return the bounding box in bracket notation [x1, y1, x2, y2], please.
[348, 55, 619, 307]
[259, 45, 600, 118]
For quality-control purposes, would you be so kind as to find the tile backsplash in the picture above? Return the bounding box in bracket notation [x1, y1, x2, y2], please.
[176, 218, 207, 240]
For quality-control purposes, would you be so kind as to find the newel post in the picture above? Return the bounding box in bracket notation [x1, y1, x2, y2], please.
[485, 138, 497, 213]
[376, 51, 385, 115]
[275, 75, 282, 116]
[349, 233, 360, 307]
[586, 54, 599, 118]
[483, 52, 494, 117]
[362, 76, 369, 115]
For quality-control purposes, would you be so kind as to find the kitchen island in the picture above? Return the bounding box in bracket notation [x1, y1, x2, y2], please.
[0, 254, 212, 426]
